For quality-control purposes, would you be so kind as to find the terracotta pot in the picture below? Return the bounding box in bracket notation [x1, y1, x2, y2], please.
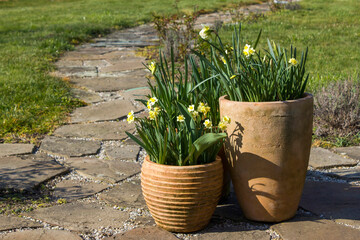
[219, 93, 313, 222]
[141, 156, 223, 232]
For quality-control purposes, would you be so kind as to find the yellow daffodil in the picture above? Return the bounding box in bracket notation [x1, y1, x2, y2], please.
[177, 115, 185, 122]
[218, 121, 227, 131]
[188, 105, 195, 112]
[204, 119, 212, 129]
[222, 116, 231, 124]
[127, 110, 134, 124]
[243, 44, 255, 58]
[230, 75, 236, 80]
[153, 107, 160, 115]
[288, 58, 298, 66]
[220, 56, 227, 65]
[149, 111, 156, 120]
[147, 102, 152, 110]
[149, 62, 157, 74]
[199, 25, 211, 39]
[148, 97, 158, 107]
[191, 111, 199, 118]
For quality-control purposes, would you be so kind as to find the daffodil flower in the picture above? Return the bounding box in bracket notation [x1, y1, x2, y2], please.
[199, 25, 211, 40]
[188, 105, 195, 112]
[149, 111, 156, 120]
[222, 116, 231, 124]
[127, 110, 134, 124]
[288, 58, 298, 66]
[153, 107, 160, 115]
[243, 44, 255, 58]
[148, 97, 158, 106]
[218, 121, 227, 131]
[191, 111, 199, 118]
[220, 56, 227, 65]
[204, 119, 212, 129]
[177, 115, 185, 122]
[149, 62, 157, 74]
[230, 75, 236, 80]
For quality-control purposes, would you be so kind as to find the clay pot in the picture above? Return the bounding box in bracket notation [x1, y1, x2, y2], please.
[141, 156, 223, 232]
[219, 94, 313, 222]
[218, 146, 231, 203]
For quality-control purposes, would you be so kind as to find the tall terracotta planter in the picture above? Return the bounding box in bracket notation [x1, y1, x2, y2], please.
[141, 156, 223, 232]
[219, 93, 313, 222]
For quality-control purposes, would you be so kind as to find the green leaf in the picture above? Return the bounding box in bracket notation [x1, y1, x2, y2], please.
[192, 133, 226, 161]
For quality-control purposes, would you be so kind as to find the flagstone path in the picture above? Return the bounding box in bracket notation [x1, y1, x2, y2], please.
[1, 2, 360, 240]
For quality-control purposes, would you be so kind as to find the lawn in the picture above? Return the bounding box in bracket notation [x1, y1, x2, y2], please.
[219, 0, 360, 91]
[0, 0, 255, 143]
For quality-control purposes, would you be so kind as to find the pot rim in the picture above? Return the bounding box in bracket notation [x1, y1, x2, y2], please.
[219, 93, 313, 105]
[144, 155, 221, 170]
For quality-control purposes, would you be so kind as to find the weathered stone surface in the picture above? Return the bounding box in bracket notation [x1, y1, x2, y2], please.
[66, 157, 141, 183]
[334, 146, 360, 161]
[193, 227, 269, 240]
[99, 59, 144, 72]
[300, 181, 360, 228]
[0, 154, 68, 190]
[54, 66, 97, 77]
[24, 202, 128, 233]
[0, 143, 35, 157]
[271, 216, 360, 240]
[70, 76, 147, 92]
[83, 59, 111, 67]
[98, 180, 145, 207]
[120, 87, 151, 105]
[327, 166, 360, 180]
[213, 192, 247, 222]
[104, 227, 177, 240]
[53, 122, 135, 141]
[309, 147, 357, 169]
[0, 229, 82, 240]
[71, 99, 140, 123]
[55, 60, 83, 68]
[104, 145, 140, 161]
[0, 215, 42, 231]
[71, 88, 103, 103]
[53, 179, 108, 201]
[40, 136, 101, 157]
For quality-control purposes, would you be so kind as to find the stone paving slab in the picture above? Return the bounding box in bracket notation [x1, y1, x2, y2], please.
[0, 215, 42, 231]
[70, 99, 141, 123]
[104, 227, 178, 240]
[0, 229, 82, 240]
[70, 76, 147, 92]
[300, 181, 360, 228]
[334, 146, 360, 161]
[53, 121, 135, 141]
[40, 136, 101, 158]
[120, 87, 151, 104]
[0, 154, 68, 191]
[53, 179, 108, 201]
[104, 145, 140, 161]
[192, 226, 270, 240]
[271, 216, 360, 240]
[308, 147, 357, 169]
[24, 202, 129, 233]
[99, 59, 145, 73]
[53, 66, 98, 78]
[83, 59, 111, 68]
[0, 144, 35, 157]
[65, 157, 141, 183]
[98, 179, 145, 208]
[71, 88, 103, 103]
[326, 166, 360, 180]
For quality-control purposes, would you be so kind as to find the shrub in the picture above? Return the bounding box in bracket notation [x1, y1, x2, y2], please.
[314, 78, 360, 139]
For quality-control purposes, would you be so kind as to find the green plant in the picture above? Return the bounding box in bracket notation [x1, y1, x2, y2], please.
[193, 24, 309, 102]
[126, 51, 230, 166]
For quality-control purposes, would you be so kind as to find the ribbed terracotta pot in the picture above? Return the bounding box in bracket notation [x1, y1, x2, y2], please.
[219, 93, 313, 222]
[141, 156, 223, 232]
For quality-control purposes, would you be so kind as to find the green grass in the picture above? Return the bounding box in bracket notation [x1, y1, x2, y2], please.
[0, 0, 255, 143]
[219, 0, 360, 91]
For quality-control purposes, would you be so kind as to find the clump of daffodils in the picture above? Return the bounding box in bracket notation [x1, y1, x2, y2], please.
[197, 102, 211, 116]
[243, 44, 255, 58]
[147, 97, 158, 110]
[199, 25, 211, 40]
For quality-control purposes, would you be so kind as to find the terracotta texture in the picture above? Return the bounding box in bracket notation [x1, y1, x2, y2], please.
[141, 156, 223, 232]
[218, 146, 231, 202]
[219, 94, 313, 222]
